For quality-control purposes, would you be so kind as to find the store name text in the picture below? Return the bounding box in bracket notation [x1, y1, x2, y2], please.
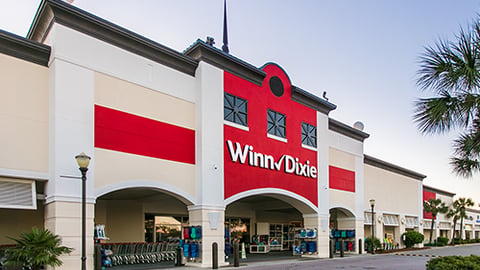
[226, 140, 317, 179]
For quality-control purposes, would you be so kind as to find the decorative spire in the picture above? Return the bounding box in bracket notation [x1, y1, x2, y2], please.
[222, 0, 230, 53]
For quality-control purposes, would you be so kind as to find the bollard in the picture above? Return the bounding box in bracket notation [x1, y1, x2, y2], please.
[233, 241, 240, 267]
[175, 246, 184, 266]
[329, 240, 334, 258]
[340, 240, 344, 257]
[358, 238, 362, 254]
[212, 242, 218, 269]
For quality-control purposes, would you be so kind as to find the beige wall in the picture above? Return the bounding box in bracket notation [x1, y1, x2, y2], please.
[329, 148, 355, 171]
[0, 54, 49, 173]
[0, 204, 44, 244]
[436, 193, 454, 222]
[93, 72, 196, 200]
[330, 190, 356, 213]
[94, 72, 195, 129]
[94, 149, 195, 200]
[101, 200, 144, 242]
[329, 148, 357, 211]
[364, 164, 420, 215]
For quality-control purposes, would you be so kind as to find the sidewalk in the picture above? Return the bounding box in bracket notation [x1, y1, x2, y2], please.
[394, 243, 480, 258]
[109, 251, 365, 270]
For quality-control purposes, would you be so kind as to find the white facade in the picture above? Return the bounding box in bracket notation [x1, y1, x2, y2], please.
[0, 1, 471, 269]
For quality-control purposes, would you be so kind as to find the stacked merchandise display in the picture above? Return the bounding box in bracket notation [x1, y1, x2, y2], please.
[331, 229, 355, 252]
[268, 224, 295, 251]
[282, 225, 295, 250]
[182, 226, 202, 262]
[249, 235, 269, 253]
[293, 228, 317, 255]
[269, 224, 282, 250]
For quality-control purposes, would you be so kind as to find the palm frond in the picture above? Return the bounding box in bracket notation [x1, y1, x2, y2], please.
[417, 24, 480, 95]
[413, 91, 466, 134]
[450, 156, 480, 177]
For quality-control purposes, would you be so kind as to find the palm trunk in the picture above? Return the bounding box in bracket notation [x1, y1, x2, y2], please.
[460, 217, 464, 240]
[429, 215, 435, 244]
[451, 218, 457, 245]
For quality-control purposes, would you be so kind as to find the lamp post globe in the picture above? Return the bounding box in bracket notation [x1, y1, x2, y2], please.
[75, 152, 90, 270]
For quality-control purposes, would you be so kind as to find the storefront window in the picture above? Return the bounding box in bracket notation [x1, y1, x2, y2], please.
[267, 109, 286, 138]
[225, 218, 250, 243]
[301, 122, 317, 148]
[144, 214, 188, 242]
[224, 92, 248, 127]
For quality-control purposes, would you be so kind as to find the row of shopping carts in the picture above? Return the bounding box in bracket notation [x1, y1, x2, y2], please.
[101, 240, 180, 266]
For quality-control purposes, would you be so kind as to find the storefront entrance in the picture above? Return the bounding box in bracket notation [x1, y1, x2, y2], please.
[329, 208, 356, 253]
[225, 194, 318, 261]
[95, 187, 191, 267]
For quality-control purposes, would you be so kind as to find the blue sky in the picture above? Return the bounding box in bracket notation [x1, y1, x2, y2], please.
[1, 0, 480, 203]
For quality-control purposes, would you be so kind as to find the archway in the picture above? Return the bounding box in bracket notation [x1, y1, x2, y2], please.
[329, 207, 356, 253]
[95, 187, 192, 243]
[225, 190, 320, 261]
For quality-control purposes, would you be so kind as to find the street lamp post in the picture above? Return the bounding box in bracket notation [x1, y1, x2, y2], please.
[369, 199, 375, 254]
[76, 152, 91, 270]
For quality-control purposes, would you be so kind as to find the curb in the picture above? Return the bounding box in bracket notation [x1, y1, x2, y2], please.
[395, 253, 442, 258]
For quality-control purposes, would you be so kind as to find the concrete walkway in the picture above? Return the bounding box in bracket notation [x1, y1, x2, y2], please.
[107, 244, 480, 269]
[395, 243, 480, 258]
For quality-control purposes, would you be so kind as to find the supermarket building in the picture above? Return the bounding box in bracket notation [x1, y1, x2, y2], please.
[0, 0, 468, 268]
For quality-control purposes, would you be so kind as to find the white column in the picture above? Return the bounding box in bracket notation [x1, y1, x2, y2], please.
[46, 56, 95, 270]
[354, 155, 365, 252]
[303, 214, 329, 258]
[315, 112, 329, 257]
[188, 206, 228, 268]
[192, 61, 226, 267]
[316, 112, 329, 215]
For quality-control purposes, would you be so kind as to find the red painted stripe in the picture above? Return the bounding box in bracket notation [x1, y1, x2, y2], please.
[329, 166, 355, 192]
[95, 105, 195, 164]
[423, 190, 436, 219]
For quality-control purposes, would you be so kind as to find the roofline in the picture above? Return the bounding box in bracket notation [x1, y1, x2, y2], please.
[292, 86, 337, 115]
[27, 0, 198, 75]
[0, 29, 50, 66]
[365, 155, 426, 181]
[466, 208, 480, 214]
[423, 185, 456, 197]
[329, 118, 370, 142]
[24, 0, 347, 117]
[183, 39, 266, 86]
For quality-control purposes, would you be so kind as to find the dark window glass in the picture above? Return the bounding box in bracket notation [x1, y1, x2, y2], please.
[224, 92, 248, 127]
[301, 122, 317, 148]
[269, 76, 284, 97]
[267, 109, 286, 138]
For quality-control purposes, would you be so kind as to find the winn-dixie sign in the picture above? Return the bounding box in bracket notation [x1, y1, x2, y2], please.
[226, 140, 317, 179]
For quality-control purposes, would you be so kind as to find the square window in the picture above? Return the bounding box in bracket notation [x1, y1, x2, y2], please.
[224, 92, 248, 127]
[301, 122, 317, 148]
[267, 109, 286, 138]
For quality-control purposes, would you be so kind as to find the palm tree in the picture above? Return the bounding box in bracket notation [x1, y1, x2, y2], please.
[414, 17, 480, 177]
[424, 198, 449, 244]
[446, 205, 460, 243]
[3, 227, 72, 270]
[454, 197, 475, 240]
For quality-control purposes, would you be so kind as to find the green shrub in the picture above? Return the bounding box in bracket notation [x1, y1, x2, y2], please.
[3, 228, 72, 270]
[426, 255, 480, 270]
[436, 236, 449, 246]
[365, 237, 381, 251]
[453, 238, 464, 245]
[402, 231, 424, 248]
